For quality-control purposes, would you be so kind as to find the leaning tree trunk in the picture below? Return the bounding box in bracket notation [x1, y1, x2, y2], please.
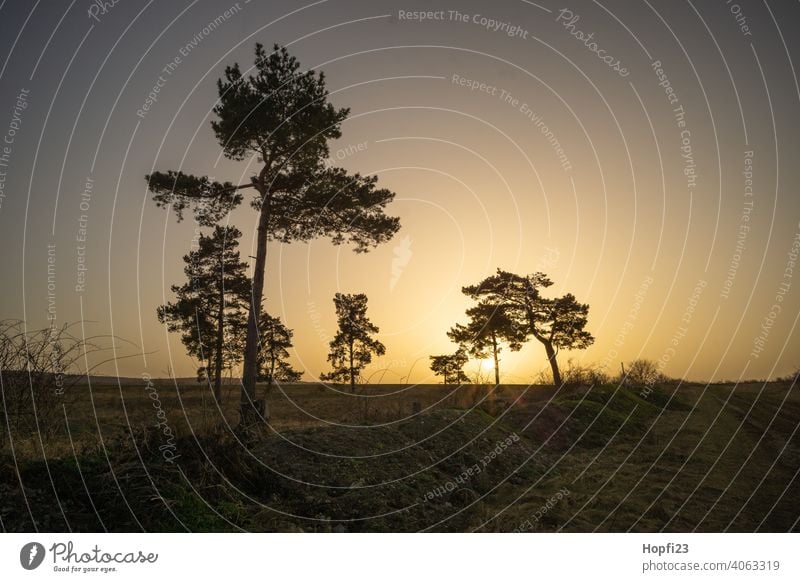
[240, 193, 270, 425]
[543, 341, 562, 387]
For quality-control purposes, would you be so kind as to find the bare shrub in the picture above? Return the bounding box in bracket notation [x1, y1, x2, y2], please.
[536, 358, 609, 387]
[777, 368, 800, 385]
[0, 320, 106, 442]
[622, 359, 667, 387]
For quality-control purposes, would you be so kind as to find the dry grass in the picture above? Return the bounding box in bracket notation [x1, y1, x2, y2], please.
[9, 380, 554, 454]
[2, 379, 798, 532]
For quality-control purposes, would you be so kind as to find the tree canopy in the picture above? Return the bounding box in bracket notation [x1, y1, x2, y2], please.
[257, 311, 302, 387]
[145, 44, 400, 249]
[429, 349, 469, 385]
[462, 269, 594, 386]
[156, 225, 250, 402]
[448, 301, 525, 385]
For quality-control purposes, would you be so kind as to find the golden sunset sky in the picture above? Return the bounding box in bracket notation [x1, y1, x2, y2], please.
[1, 0, 798, 383]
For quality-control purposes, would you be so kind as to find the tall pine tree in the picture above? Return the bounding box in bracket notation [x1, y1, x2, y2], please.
[322, 293, 385, 392]
[257, 311, 302, 391]
[157, 225, 250, 403]
[147, 44, 400, 425]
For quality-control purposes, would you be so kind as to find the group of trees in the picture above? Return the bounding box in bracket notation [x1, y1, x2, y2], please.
[145, 42, 662, 417]
[430, 269, 594, 387]
[156, 225, 300, 404]
[157, 237, 387, 397]
[148, 44, 400, 424]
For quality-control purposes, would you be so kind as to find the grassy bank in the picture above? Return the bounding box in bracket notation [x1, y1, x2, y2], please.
[1, 381, 798, 532]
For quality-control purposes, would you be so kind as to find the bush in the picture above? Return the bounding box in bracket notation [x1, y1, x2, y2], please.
[777, 368, 800, 385]
[622, 359, 667, 387]
[536, 358, 610, 387]
[0, 320, 102, 442]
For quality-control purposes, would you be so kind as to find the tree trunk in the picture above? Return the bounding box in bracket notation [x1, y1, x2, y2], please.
[269, 353, 276, 394]
[240, 194, 270, 425]
[543, 341, 561, 387]
[213, 280, 224, 404]
[491, 332, 500, 386]
[348, 339, 355, 393]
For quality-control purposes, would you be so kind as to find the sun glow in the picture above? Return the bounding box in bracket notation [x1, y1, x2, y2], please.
[477, 358, 495, 369]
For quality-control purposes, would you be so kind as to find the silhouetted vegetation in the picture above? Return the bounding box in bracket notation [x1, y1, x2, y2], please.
[156, 226, 250, 403]
[429, 349, 470, 384]
[777, 367, 800, 385]
[257, 311, 302, 390]
[146, 44, 400, 424]
[535, 358, 610, 387]
[622, 358, 667, 388]
[322, 293, 385, 392]
[448, 301, 525, 385]
[463, 269, 594, 387]
[0, 320, 110, 444]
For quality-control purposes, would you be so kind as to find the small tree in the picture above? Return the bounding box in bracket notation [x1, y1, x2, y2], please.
[463, 269, 594, 387]
[322, 293, 385, 392]
[429, 349, 469, 384]
[157, 225, 250, 403]
[146, 44, 400, 425]
[257, 311, 302, 391]
[448, 301, 524, 385]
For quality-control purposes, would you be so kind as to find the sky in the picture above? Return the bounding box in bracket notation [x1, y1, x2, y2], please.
[0, 0, 798, 384]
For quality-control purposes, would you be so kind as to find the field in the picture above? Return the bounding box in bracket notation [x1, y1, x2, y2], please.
[2, 379, 799, 532]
